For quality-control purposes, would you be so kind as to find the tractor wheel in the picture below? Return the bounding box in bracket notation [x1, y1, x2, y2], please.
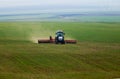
[61, 41, 65, 44]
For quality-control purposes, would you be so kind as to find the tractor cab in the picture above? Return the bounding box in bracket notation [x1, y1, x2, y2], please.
[55, 30, 65, 44]
[56, 30, 65, 36]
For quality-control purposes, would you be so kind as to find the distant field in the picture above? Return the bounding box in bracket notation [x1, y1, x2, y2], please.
[0, 12, 120, 22]
[0, 22, 120, 79]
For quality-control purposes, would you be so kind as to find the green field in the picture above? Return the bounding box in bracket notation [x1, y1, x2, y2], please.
[0, 22, 120, 79]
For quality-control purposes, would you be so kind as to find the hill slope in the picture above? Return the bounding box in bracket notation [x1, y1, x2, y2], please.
[0, 22, 120, 79]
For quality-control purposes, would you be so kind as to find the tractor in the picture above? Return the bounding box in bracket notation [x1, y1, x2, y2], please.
[38, 30, 77, 44]
[55, 30, 65, 44]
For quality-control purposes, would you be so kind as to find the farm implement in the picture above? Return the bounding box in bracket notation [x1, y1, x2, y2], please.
[38, 30, 77, 44]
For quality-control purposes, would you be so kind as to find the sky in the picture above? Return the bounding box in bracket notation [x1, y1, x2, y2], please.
[0, 0, 120, 14]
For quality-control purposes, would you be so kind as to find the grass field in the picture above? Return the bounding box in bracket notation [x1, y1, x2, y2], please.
[0, 22, 120, 79]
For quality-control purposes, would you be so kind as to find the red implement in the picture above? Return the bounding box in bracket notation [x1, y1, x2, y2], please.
[38, 36, 77, 44]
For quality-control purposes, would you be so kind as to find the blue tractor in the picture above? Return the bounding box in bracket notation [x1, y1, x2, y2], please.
[55, 30, 65, 44]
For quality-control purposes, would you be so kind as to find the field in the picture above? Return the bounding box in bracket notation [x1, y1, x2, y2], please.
[0, 22, 120, 79]
[1, 12, 120, 22]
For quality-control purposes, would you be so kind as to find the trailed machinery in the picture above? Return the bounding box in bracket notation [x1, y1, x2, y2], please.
[38, 30, 77, 44]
